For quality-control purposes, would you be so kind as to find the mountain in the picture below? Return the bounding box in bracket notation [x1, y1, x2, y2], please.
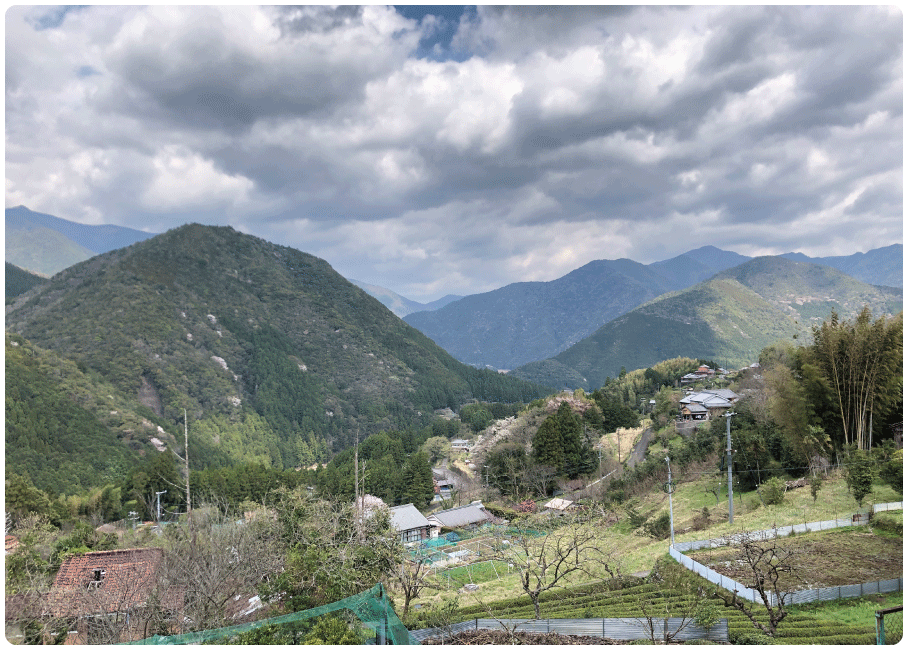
[402, 248, 756, 370]
[510, 257, 902, 390]
[6, 224, 547, 487]
[404, 258, 681, 370]
[649, 245, 752, 290]
[349, 279, 461, 318]
[5, 205, 157, 276]
[781, 244, 902, 288]
[5, 262, 48, 300]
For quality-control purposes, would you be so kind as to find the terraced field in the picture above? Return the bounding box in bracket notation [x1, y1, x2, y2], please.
[416, 576, 901, 644]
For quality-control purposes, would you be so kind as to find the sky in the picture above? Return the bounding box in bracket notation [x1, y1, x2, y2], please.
[5, 5, 903, 302]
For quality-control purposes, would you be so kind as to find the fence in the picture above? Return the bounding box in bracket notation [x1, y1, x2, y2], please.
[124, 583, 416, 645]
[670, 503, 903, 608]
[410, 617, 728, 643]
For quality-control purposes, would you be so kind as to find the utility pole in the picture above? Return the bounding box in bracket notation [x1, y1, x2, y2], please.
[354, 429, 362, 542]
[725, 411, 736, 524]
[184, 409, 191, 535]
[155, 490, 167, 522]
[665, 457, 675, 547]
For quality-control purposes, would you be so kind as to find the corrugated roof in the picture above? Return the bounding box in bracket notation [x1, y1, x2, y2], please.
[389, 504, 431, 532]
[426, 503, 492, 528]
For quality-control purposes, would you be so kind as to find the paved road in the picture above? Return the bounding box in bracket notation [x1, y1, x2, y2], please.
[625, 427, 653, 471]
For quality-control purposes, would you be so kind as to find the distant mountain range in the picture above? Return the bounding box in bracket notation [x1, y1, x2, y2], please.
[403, 244, 902, 371]
[4, 205, 903, 382]
[5, 205, 157, 276]
[349, 279, 461, 317]
[510, 256, 902, 390]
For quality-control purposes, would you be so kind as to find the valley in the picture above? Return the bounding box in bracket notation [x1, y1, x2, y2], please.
[4, 217, 903, 645]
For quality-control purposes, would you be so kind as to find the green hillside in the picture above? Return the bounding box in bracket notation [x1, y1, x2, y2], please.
[5, 334, 144, 494]
[6, 225, 546, 485]
[5, 262, 47, 301]
[511, 257, 901, 390]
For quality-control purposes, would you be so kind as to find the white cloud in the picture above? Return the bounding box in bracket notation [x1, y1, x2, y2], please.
[4, 5, 902, 299]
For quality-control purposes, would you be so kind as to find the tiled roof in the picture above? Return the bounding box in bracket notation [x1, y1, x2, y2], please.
[46, 548, 177, 616]
[389, 504, 431, 532]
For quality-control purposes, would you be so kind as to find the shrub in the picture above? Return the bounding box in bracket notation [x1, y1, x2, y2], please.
[693, 601, 722, 631]
[761, 477, 787, 506]
[736, 632, 775, 644]
[870, 512, 902, 535]
[642, 511, 671, 540]
[625, 503, 648, 529]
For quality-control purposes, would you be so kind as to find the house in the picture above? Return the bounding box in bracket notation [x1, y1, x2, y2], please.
[679, 389, 738, 420]
[450, 439, 473, 451]
[43, 548, 179, 644]
[426, 501, 494, 534]
[388, 504, 434, 544]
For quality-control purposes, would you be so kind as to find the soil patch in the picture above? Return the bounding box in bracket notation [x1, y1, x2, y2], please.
[686, 527, 902, 590]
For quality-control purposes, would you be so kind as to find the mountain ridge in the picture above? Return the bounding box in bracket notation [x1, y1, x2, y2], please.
[509, 256, 902, 390]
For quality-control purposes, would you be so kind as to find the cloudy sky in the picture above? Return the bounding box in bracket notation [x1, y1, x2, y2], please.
[6, 5, 903, 301]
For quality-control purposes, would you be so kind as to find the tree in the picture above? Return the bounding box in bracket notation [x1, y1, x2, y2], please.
[713, 532, 798, 637]
[878, 448, 903, 494]
[487, 510, 620, 619]
[843, 446, 877, 506]
[532, 401, 590, 478]
[160, 504, 285, 634]
[485, 442, 530, 499]
[809, 309, 902, 450]
[393, 555, 439, 617]
[269, 488, 403, 611]
[421, 436, 451, 466]
[401, 451, 434, 508]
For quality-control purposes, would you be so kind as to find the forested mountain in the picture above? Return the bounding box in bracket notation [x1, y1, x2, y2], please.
[401, 244, 900, 371]
[511, 257, 902, 390]
[404, 258, 681, 370]
[5, 262, 47, 300]
[6, 224, 547, 492]
[5, 205, 157, 276]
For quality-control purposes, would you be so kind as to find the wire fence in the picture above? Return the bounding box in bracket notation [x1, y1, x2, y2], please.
[670, 503, 904, 608]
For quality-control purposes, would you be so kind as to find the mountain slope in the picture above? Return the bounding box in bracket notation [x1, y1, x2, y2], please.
[781, 244, 903, 288]
[6, 224, 547, 474]
[5, 205, 157, 276]
[404, 258, 679, 369]
[649, 245, 752, 290]
[349, 279, 461, 318]
[5, 262, 48, 300]
[511, 257, 902, 390]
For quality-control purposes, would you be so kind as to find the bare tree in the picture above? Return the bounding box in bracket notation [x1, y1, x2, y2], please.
[487, 509, 620, 619]
[713, 532, 798, 637]
[524, 463, 558, 499]
[393, 554, 439, 617]
[160, 503, 285, 634]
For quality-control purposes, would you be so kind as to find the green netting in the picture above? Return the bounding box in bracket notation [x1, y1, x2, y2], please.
[123, 583, 416, 645]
